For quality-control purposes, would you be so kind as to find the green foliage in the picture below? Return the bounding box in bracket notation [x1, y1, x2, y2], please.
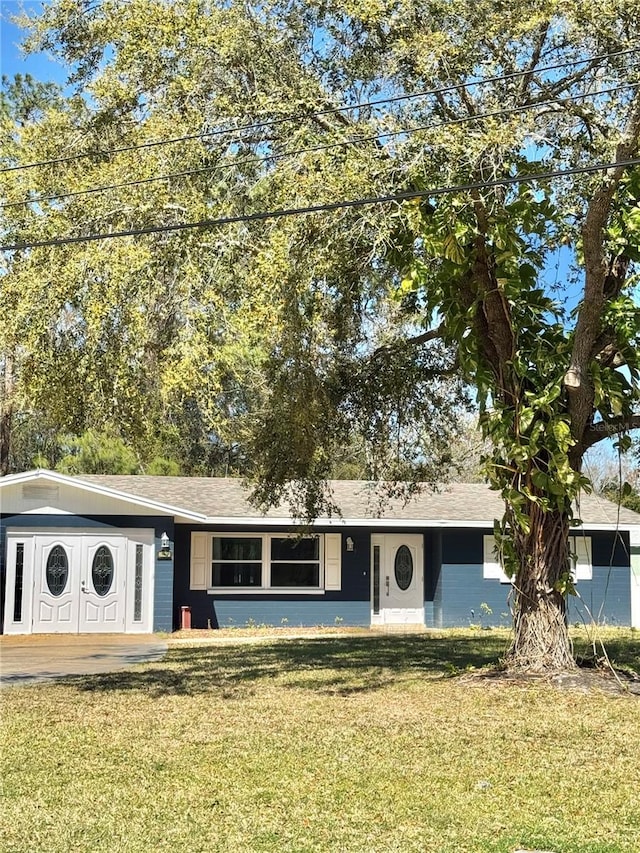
[602, 480, 640, 514]
[54, 430, 139, 475]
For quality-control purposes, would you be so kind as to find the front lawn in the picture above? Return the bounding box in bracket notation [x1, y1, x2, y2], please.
[1, 629, 639, 853]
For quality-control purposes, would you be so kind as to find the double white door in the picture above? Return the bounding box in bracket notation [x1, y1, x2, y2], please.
[32, 534, 127, 632]
[4, 529, 154, 634]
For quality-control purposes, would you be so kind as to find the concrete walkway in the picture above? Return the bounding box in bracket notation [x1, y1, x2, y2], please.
[0, 634, 168, 687]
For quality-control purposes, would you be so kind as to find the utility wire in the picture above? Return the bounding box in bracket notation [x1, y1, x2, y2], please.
[2, 46, 638, 175]
[1, 83, 635, 211]
[3, 157, 639, 252]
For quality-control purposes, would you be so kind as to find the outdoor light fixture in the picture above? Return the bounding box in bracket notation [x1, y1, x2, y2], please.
[158, 531, 172, 560]
[346, 537, 355, 552]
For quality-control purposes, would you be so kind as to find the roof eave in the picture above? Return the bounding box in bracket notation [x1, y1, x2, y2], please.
[0, 469, 208, 523]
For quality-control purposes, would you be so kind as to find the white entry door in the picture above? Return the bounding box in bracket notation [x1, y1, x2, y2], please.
[32, 534, 127, 633]
[78, 536, 128, 632]
[32, 535, 81, 632]
[371, 534, 424, 625]
[4, 529, 154, 635]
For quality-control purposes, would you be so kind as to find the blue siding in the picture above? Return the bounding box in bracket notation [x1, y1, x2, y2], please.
[212, 598, 370, 628]
[568, 566, 632, 626]
[433, 529, 632, 628]
[435, 562, 631, 628]
[434, 564, 512, 628]
[153, 523, 175, 632]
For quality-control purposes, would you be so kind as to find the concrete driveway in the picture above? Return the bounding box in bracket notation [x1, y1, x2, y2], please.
[0, 634, 168, 687]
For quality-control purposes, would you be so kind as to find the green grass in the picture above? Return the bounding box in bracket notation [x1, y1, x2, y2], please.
[2, 629, 639, 853]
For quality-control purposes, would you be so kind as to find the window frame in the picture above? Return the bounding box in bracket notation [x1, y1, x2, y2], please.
[205, 533, 326, 594]
[483, 533, 593, 584]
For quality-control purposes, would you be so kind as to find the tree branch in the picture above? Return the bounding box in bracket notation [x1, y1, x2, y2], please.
[518, 21, 550, 101]
[405, 323, 447, 347]
[372, 323, 447, 359]
[564, 90, 640, 448]
[583, 414, 640, 449]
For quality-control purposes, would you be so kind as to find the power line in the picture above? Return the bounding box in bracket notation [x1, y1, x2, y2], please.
[2, 46, 638, 175]
[2, 83, 635, 211]
[3, 157, 639, 252]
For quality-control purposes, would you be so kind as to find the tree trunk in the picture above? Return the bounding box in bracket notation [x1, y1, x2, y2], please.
[0, 406, 11, 476]
[0, 352, 14, 476]
[504, 503, 576, 672]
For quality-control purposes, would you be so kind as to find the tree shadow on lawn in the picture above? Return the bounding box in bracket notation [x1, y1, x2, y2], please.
[69, 632, 510, 698]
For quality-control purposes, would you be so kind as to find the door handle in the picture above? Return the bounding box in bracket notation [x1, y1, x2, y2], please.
[81, 580, 88, 593]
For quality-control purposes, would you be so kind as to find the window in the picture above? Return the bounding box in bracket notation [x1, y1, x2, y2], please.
[482, 536, 511, 583]
[133, 544, 143, 622]
[569, 534, 592, 581]
[91, 546, 114, 596]
[46, 545, 69, 596]
[372, 544, 381, 614]
[483, 534, 592, 583]
[190, 532, 341, 592]
[13, 543, 24, 622]
[394, 545, 413, 590]
[213, 537, 263, 587]
[270, 536, 320, 587]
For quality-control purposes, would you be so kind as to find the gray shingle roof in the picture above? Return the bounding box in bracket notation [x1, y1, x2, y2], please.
[77, 476, 640, 526]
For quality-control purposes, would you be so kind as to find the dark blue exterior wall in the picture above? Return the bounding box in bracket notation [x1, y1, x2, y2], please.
[0, 513, 174, 633]
[567, 566, 631, 626]
[173, 525, 632, 630]
[3, 510, 633, 633]
[173, 525, 372, 630]
[434, 528, 631, 628]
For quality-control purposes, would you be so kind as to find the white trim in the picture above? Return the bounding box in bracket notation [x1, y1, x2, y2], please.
[324, 533, 342, 590]
[207, 588, 326, 596]
[190, 531, 210, 590]
[193, 515, 640, 532]
[570, 533, 592, 581]
[0, 469, 207, 523]
[482, 535, 511, 583]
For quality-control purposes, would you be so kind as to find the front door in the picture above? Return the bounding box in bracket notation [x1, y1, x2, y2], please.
[32, 535, 81, 632]
[78, 536, 128, 632]
[31, 534, 127, 633]
[371, 534, 424, 625]
[5, 529, 155, 635]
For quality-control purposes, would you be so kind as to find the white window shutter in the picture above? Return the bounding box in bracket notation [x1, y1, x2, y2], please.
[483, 535, 511, 583]
[571, 535, 592, 581]
[190, 532, 209, 590]
[483, 535, 501, 579]
[324, 533, 342, 590]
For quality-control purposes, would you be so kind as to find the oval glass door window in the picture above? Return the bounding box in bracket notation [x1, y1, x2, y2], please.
[92, 546, 114, 596]
[394, 545, 413, 591]
[46, 545, 69, 596]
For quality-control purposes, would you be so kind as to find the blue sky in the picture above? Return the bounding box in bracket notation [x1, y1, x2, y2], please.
[1, 0, 65, 83]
